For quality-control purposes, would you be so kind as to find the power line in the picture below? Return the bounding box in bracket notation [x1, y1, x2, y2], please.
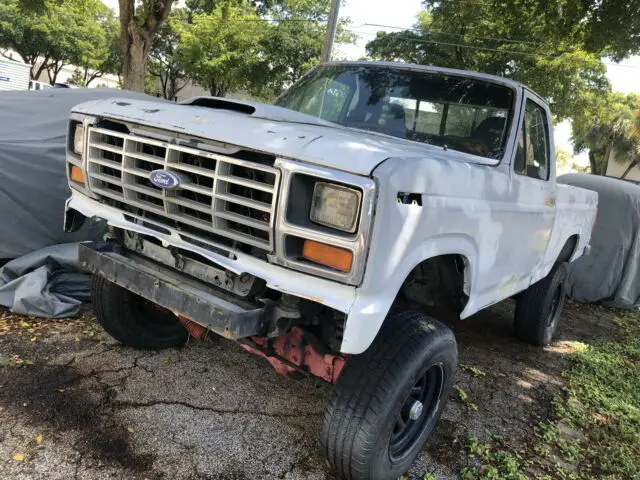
[424, 0, 496, 5]
[345, 29, 640, 68]
[232, 17, 325, 22]
[361, 23, 547, 47]
[347, 29, 562, 58]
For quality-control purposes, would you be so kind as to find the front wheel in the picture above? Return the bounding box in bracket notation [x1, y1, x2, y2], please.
[91, 276, 189, 350]
[321, 311, 457, 480]
[514, 263, 568, 346]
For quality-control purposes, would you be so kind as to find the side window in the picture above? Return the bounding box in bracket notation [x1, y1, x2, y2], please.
[514, 100, 550, 180]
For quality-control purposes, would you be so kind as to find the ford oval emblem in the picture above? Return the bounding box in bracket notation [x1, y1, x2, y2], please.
[149, 170, 181, 190]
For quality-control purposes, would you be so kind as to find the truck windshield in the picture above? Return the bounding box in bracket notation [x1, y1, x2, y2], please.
[276, 65, 515, 159]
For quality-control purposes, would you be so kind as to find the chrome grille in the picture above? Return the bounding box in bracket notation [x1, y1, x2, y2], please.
[85, 126, 279, 252]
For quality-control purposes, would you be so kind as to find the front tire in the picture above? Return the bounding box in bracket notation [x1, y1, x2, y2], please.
[91, 276, 189, 350]
[514, 263, 567, 346]
[321, 311, 457, 480]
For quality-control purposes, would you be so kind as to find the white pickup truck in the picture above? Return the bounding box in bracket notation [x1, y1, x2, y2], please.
[64, 61, 597, 480]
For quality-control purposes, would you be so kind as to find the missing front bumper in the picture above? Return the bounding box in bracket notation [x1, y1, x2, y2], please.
[79, 242, 267, 339]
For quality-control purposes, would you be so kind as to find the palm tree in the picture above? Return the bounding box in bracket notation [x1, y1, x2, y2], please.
[572, 93, 640, 177]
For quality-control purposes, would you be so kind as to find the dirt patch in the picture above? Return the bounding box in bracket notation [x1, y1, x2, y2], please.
[0, 300, 619, 479]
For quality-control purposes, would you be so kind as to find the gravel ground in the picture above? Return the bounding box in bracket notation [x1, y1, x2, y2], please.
[0, 300, 617, 480]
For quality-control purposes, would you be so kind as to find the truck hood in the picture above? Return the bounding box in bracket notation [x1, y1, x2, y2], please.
[72, 96, 494, 176]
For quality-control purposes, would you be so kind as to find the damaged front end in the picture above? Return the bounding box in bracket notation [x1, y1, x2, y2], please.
[79, 231, 347, 382]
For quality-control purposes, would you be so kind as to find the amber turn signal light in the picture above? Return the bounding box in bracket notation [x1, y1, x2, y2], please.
[302, 240, 353, 273]
[70, 165, 85, 184]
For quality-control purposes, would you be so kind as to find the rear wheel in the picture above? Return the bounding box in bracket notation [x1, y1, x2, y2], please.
[514, 263, 567, 346]
[91, 276, 188, 350]
[321, 311, 457, 480]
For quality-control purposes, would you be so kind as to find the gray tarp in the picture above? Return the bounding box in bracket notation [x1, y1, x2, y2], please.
[0, 244, 90, 318]
[0, 88, 154, 259]
[558, 174, 640, 309]
[0, 88, 157, 316]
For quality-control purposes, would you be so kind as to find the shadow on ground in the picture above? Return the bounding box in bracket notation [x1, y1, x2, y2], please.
[0, 301, 618, 479]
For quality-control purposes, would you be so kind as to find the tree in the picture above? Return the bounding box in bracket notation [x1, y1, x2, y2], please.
[67, 67, 86, 87]
[118, 0, 175, 92]
[77, 13, 123, 86]
[177, 0, 353, 100]
[148, 8, 187, 100]
[572, 93, 640, 176]
[251, 0, 355, 99]
[556, 147, 574, 175]
[177, 1, 266, 97]
[366, 3, 614, 121]
[0, 0, 108, 83]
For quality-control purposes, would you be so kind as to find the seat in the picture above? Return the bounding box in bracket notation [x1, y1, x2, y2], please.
[472, 117, 506, 152]
[363, 101, 406, 138]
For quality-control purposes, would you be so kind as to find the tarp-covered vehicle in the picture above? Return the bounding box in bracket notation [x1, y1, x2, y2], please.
[0, 89, 153, 316]
[560, 174, 640, 309]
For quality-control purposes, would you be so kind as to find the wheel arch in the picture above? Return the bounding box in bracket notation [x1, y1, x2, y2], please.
[400, 253, 472, 315]
[556, 234, 579, 263]
[341, 235, 478, 355]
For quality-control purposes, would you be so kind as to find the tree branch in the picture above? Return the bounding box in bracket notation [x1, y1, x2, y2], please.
[87, 70, 104, 86]
[33, 55, 50, 81]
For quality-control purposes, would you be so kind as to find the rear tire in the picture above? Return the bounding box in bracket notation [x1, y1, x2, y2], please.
[514, 263, 567, 346]
[321, 311, 457, 480]
[91, 275, 188, 350]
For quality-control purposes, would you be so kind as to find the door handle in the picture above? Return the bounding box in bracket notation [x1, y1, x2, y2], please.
[544, 197, 556, 207]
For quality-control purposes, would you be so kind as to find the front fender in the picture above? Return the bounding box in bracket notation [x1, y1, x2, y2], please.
[341, 234, 479, 354]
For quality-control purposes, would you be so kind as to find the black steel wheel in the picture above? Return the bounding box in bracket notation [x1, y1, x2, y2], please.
[389, 363, 445, 462]
[321, 311, 457, 480]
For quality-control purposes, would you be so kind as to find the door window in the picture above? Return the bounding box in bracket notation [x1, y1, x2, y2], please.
[514, 100, 550, 180]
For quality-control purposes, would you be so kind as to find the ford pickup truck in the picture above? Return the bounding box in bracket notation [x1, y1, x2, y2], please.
[64, 61, 598, 480]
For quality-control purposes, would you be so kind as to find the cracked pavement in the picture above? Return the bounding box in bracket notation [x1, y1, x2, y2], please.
[0, 301, 618, 479]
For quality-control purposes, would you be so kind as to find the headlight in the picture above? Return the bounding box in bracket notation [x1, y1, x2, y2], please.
[73, 123, 85, 155]
[310, 182, 361, 233]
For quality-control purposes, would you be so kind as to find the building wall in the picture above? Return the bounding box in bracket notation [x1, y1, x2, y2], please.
[606, 153, 640, 182]
[0, 58, 31, 91]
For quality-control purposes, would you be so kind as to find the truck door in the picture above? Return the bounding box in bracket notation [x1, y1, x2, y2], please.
[508, 94, 556, 289]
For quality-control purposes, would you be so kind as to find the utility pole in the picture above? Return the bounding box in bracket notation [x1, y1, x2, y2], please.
[320, 0, 341, 63]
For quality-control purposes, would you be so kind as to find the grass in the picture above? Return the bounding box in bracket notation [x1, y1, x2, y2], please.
[461, 311, 640, 480]
[455, 385, 479, 412]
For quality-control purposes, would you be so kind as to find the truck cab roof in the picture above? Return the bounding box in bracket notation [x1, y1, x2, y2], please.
[323, 60, 545, 105]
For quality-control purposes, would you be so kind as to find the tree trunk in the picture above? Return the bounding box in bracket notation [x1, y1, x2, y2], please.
[159, 70, 168, 98]
[210, 82, 226, 97]
[620, 158, 640, 179]
[588, 151, 599, 175]
[121, 25, 150, 92]
[48, 61, 65, 85]
[30, 56, 49, 81]
[119, 0, 174, 92]
[87, 70, 103, 87]
[603, 146, 612, 176]
[169, 77, 186, 101]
